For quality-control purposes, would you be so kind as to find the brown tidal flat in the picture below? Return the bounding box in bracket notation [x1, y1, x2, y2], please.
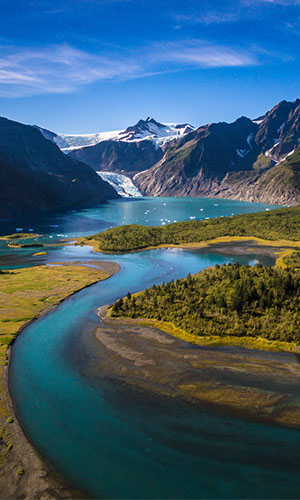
[94, 312, 300, 428]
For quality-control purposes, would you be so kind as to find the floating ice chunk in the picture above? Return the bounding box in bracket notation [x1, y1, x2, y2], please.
[200, 208, 204, 211]
[214, 204, 219, 206]
[16, 228, 23, 232]
[189, 216, 196, 220]
[162, 222, 166, 225]
[28, 228, 34, 232]
[265, 208, 270, 211]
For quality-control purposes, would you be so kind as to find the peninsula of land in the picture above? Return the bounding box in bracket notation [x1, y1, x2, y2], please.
[0, 259, 119, 499]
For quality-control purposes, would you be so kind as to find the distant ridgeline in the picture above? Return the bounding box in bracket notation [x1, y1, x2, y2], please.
[110, 259, 300, 345]
[83, 205, 300, 253]
[38, 99, 300, 205]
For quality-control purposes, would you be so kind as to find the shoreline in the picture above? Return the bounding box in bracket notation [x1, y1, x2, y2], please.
[98, 305, 300, 354]
[1, 260, 120, 500]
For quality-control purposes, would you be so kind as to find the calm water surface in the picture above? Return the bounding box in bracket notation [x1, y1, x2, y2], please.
[5, 197, 300, 499]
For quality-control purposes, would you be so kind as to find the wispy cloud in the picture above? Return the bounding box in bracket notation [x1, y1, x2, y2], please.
[263, 0, 300, 3]
[173, 0, 300, 28]
[174, 12, 242, 27]
[0, 41, 259, 97]
[0, 44, 140, 97]
[245, 0, 300, 5]
[152, 41, 257, 68]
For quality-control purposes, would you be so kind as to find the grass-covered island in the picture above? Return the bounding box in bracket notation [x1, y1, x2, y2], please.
[0, 260, 119, 499]
[81, 205, 300, 253]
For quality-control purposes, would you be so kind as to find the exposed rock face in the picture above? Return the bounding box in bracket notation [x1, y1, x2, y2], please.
[0, 117, 118, 217]
[219, 146, 300, 205]
[135, 117, 260, 196]
[136, 147, 300, 205]
[70, 139, 163, 177]
[254, 100, 297, 154]
[135, 99, 300, 205]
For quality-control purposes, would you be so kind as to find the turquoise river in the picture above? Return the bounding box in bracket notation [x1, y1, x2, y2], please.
[2, 197, 300, 499]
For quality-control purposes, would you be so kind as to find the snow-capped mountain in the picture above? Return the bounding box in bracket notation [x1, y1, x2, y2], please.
[36, 118, 195, 153]
[117, 117, 194, 146]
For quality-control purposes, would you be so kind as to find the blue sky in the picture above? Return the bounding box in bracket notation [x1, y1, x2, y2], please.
[0, 0, 299, 132]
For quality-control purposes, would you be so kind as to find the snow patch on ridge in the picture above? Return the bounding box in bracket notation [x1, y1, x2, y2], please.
[236, 133, 254, 158]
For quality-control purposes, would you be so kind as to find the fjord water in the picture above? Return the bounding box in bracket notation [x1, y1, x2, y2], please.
[6, 197, 300, 499]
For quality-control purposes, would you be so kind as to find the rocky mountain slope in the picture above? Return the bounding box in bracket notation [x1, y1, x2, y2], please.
[135, 99, 300, 204]
[69, 138, 164, 176]
[0, 117, 118, 218]
[214, 146, 300, 205]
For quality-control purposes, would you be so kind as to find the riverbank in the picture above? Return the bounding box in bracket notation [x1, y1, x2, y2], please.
[100, 304, 300, 354]
[95, 309, 300, 428]
[80, 233, 300, 273]
[0, 260, 119, 500]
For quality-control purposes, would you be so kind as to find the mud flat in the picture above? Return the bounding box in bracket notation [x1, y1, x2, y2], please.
[94, 311, 300, 429]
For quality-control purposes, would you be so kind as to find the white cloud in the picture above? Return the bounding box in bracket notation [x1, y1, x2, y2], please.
[0, 44, 140, 97]
[152, 41, 257, 68]
[0, 41, 258, 98]
[174, 12, 241, 26]
[248, 0, 300, 4]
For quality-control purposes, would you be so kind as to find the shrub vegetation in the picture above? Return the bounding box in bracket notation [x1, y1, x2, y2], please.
[111, 262, 300, 344]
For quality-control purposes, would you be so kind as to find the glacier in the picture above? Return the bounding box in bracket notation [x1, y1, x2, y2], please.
[97, 171, 142, 198]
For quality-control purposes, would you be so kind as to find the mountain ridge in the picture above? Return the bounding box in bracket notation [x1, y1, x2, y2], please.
[135, 99, 300, 204]
[0, 116, 118, 218]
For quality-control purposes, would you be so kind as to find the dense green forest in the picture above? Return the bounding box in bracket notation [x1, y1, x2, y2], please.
[84, 205, 300, 253]
[283, 250, 300, 269]
[111, 262, 300, 344]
